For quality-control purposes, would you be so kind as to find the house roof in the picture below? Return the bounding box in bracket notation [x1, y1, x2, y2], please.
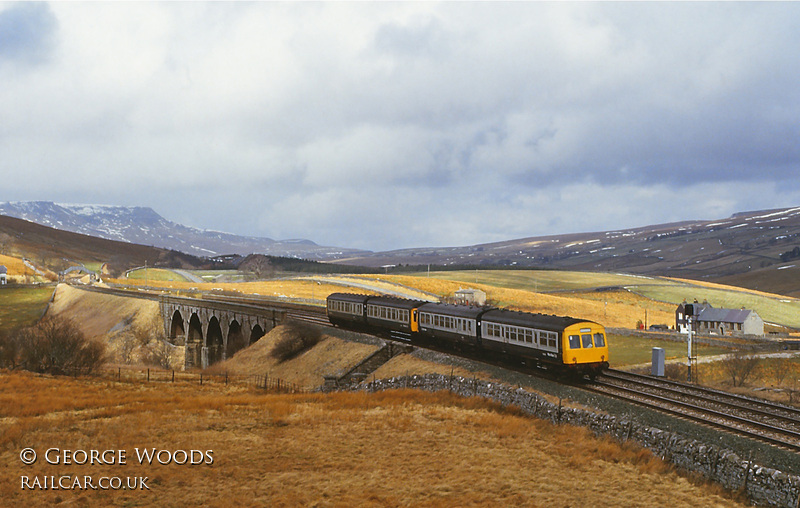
[696, 308, 754, 324]
[678, 302, 712, 316]
[0, 265, 7, 274]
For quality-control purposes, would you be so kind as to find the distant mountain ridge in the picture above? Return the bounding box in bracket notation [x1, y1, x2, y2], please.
[334, 206, 800, 297]
[0, 201, 366, 259]
[3, 200, 800, 297]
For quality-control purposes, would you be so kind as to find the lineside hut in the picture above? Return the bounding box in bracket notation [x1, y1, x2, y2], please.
[453, 288, 486, 306]
[0, 265, 6, 285]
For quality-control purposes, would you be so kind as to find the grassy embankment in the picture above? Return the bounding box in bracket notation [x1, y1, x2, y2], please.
[125, 268, 192, 283]
[0, 286, 53, 330]
[0, 370, 744, 507]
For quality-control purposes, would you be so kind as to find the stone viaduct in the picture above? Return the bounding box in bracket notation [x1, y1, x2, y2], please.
[160, 295, 287, 370]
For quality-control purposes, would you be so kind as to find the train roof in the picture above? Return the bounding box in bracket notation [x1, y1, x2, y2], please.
[327, 292, 371, 303]
[481, 308, 593, 331]
[417, 302, 490, 319]
[366, 295, 426, 310]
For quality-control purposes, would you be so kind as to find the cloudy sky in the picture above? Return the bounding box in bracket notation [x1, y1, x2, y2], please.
[2, 2, 800, 252]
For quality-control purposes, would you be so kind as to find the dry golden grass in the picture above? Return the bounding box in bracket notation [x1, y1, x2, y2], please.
[690, 357, 800, 407]
[0, 370, 744, 507]
[106, 277, 351, 304]
[668, 276, 799, 300]
[0, 254, 34, 276]
[370, 353, 478, 381]
[359, 274, 675, 328]
[49, 284, 158, 340]
[206, 325, 379, 389]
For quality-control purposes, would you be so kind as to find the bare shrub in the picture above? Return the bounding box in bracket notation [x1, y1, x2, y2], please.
[721, 350, 761, 387]
[17, 315, 106, 376]
[132, 314, 163, 347]
[270, 321, 322, 363]
[770, 358, 793, 386]
[133, 316, 176, 369]
[114, 331, 138, 365]
[0, 329, 22, 369]
[144, 340, 176, 370]
[663, 362, 687, 381]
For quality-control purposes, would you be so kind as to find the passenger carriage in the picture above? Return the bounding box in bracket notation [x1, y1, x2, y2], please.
[480, 309, 609, 376]
[364, 296, 426, 339]
[326, 293, 370, 328]
[416, 303, 487, 345]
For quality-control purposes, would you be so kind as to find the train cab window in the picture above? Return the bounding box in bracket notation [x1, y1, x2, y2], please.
[582, 334, 593, 348]
[568, 335, 581, 349]
[594, 333, 606, 348]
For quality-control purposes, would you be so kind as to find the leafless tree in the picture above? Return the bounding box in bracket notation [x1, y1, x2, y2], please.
[17, 316, 106, 376]
[270, 321, 322, 363]
[145, 340, 176, 370]
[115, 332, 138, 365]
[722, 350, 761, 387]
[0, 329, 22, 369]
[771, 358, 793, 386]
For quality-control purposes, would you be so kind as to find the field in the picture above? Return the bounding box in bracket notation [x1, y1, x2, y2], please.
[629, 283, 800, 329]
[0, 287, 53, 330]
[125, 268, 192, 283]
[0, 371, 743, 507]
[607, 333, 731, 367]
[413, 269, 662, 293]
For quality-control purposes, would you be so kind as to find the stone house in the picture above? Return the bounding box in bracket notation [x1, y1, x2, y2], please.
[676, 300, 764, 337]
[0, 265, 6, 285]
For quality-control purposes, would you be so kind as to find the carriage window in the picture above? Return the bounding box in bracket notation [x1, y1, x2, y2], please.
[568, 335, 581, 349]
[594, 333, 606, 348]
[582, 334, 593, 348]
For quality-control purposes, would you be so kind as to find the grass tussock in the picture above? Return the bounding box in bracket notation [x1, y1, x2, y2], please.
[0, 371, 746, 507]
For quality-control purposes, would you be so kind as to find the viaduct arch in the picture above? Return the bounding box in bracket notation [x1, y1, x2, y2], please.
[160, 295, 285, 370]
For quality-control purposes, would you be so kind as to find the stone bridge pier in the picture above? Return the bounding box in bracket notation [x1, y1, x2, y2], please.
[160, 296, 286, 370]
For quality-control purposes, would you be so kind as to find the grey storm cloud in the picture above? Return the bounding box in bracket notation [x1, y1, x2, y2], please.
[2, 2, 800, 251]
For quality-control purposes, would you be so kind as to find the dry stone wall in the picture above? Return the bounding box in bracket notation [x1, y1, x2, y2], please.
[334, 373, 800, 508]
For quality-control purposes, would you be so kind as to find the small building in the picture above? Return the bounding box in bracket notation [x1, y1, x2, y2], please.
[676, 300, 712, 333]
[0, 265, 7, 285]
[676, 300, 764, 337]
[453, 288, 486, 306]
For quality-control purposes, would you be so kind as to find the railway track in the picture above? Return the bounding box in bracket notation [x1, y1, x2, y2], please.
[73, 283, 800, 451]
[589, 369, 800, 452]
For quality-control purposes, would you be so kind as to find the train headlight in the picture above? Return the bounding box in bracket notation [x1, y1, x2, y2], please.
[572, 357, 577, 364]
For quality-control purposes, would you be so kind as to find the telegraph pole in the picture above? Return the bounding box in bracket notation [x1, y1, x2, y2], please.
[687, 315, 693, 382]
[685, 304, 694, 383]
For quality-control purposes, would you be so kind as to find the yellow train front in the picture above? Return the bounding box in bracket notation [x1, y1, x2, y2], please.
[474, 309, 610, 379]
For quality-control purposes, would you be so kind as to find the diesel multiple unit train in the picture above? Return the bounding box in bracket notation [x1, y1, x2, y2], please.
[326, 292, 609, 378]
